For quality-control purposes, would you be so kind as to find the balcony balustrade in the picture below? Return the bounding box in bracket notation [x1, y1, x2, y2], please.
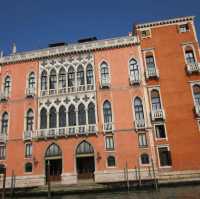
[186, 62, 200, 74]
[151, 109, 165, 121]
[103, 122, 114, 133]
[26, 87, 36, 97]
[31, 124, 97, 140]
[100, 78, 110, 88]
[0, 134, 7, 143]
[145, 67, 159, 79]
[129, 76, 140, 85]
[195, 104, 200, 117]
[0, 91, 9, 101]
[135, 119, 146, 130]
[23, 131, 33, 140]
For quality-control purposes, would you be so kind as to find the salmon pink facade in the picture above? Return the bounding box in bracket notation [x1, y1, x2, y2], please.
[0, 16, 200, 187]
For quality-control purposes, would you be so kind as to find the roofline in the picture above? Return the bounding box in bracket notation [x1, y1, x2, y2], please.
[135, 16, 195, 29]
[0, 35, 139, 65]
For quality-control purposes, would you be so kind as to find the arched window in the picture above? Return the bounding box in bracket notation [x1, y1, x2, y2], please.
[77, 65, 85, 86]
[100, 62, 109, 85]
[1, 112, 8, 134]
[26, 109, 34, 131]
[193, 85, 200, 105]
[78, 103, 86, 125]
[59, 106, 66, 127]
[151, 90, 161, 110]
[28, 72, 35, 89]
[49, 107, 57, 128]
[58, 68, 66, 89]
[45, 143, 62, 157]
[103, 101, 112, 123]
[88, 102, 96, 124]
[68, 66, 75, 87]
[141, 153, 150, 164]
[4, 76, 11, 94]
[25, 162, 32, 173]
[107, 156, 116, 167]
[68, 105, 76, 126]
[134, 97, 144, 121]
[40, 108, 47, 129]
[129, 59, 140, 82]
[41, 70, 47, 90]
[49, 69, 57, 90]
[86, 64, 94, 85]
[185, 47, 196, 64]
[76, 141, 94, 155]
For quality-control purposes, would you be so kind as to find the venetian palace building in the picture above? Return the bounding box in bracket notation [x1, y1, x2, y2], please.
[0, 16, 200, 187]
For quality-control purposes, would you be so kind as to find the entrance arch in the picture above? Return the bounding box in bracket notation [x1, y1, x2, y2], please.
[76, 141, 95, 180]
[45, 143, 62, 182]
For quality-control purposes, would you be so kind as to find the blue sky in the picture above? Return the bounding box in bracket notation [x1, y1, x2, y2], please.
[0, 0, 200, 55]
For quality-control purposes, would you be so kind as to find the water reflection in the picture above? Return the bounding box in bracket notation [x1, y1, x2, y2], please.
[10, 185, 200, 199]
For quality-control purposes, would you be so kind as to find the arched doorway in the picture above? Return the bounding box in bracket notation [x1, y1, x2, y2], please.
[76, 141, 95, 180]
[45, 143, 62, 182]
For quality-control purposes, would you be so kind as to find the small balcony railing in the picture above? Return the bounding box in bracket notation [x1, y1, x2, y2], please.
[0, 91, 9, 101]
[103, 122, 114, 133]
[195, 104, 200, 117]
[145, 67, 159, 79]
[58, 88, 67, 94]
[0, 134, 7, 143]
[33, 125, 98, 139]
[77, 85, 85, 92]
[26, 87, 36, 97]
[129, 76, 140, 85]
[23, 131, 33, 140]
[186, 62, 200, 74]
[151, 109, 165, 121]
[135, 119, 146, 130]
[100, 79, 110, 88]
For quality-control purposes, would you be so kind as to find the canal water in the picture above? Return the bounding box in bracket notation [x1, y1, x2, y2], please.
[11, 185, 200, 199]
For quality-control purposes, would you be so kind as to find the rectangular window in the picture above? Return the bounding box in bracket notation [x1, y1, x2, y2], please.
[0, 145, 6, 160]
[179, 24, 189, 33]
[146, 56, 155, 69]
[158, 146, 172, 167]
[155, 124, 166, 139]
[25, 143, 32, 158]
[105, 136, 115, 150]
[138, 133, 148, 147]
[141, 29, 151, 38]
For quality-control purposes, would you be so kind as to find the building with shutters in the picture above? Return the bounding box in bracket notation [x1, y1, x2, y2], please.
[0, 16, 200, 187]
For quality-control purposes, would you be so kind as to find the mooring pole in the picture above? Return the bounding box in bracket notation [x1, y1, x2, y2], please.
[2, 166, 6, 199]
[151, 158, 158, 191]
[138, 159, 141, 188]
[125, 161, 129, 192]
[10, 170, 15, 198]
[47, 160, 51, 199]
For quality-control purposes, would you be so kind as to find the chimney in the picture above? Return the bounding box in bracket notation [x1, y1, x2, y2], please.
[12, 42, 16, 54]
[0, 51, 3, 58]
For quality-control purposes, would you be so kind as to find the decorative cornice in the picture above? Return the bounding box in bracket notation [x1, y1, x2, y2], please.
[136, 16, 195, 30]
[0, 36, 139, 65]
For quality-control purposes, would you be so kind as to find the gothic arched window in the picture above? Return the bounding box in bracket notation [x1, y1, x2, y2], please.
[40, 108, 47, 129]
[28, 72, 35, 89]
[151, 90, 161, 110]
[59, 105, 66, 127]
[41, 70, 47, 90]
[1, 112, 8, 134]
[134, 97, 144, 121]
[68, 66, 75, 87]
[58, 68, 66, 89]
[49, 69, 57, 90]
[88, 102, 96, 124]
[103, 101, 112, 123]
[49, 107, 57, 128]
[77, 65, 85, 86]
[68, 105, 76, 126]
[86, 64, 94, 85]
[4, 75, 11, 94]
[78, 103, 86, 125]
[100, 62, 109, 85]
[129, 59, 139, 82]
[26, 109, 34, 131]
[193, 85, 200, 105]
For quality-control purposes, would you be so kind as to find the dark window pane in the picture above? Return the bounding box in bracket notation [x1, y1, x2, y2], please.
[49, 107, 57, 128]
[25, 162, 32, 173]
[68, 105, 76, 126]
[40, 108, 47, 129]
[88, 103, 96, 124]
[107, 156, 116, 167]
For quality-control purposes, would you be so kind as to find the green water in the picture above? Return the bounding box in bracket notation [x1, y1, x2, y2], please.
[11, 185, 200, 199]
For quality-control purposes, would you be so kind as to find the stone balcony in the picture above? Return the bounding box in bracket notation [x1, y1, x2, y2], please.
[0, 91, 9, 102]
[103, 122, 114, 133]
[26, 87, 36, 97]
[135, 119, 146, 130]
[194, 104, 200, 117]
[151, 109, 165, 121]
[100, 79, 110, 88]
[0, 134, 7, 143]
[26, 124, 98, 140]
[186, 62, 200, 74]
[145, 67, 159, 79]
[129, 76, 140, 85]
[40, 84, 94, 97]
